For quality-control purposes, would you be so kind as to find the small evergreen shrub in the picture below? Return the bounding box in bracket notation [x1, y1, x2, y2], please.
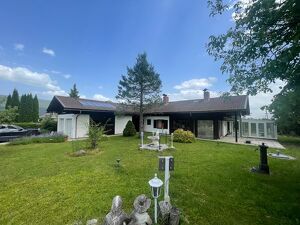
[173, 129, 195, 143]
[123, 120, 136, 136]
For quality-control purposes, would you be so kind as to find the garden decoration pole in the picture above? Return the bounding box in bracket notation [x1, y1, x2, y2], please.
[159, 156, 174, 201]
[171, 133, 174, 149]
[258, 143, 269, 174]
[149, 174, 163, 224]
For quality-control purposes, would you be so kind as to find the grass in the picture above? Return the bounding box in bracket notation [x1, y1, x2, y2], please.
[0, 136, 299, 225]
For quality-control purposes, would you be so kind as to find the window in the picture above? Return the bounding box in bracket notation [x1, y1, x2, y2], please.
[147, 119, 151, 125]
[251, 123, 257, 136]
[154, 120, 168, 129]
[258, 123, 265, 137]
[267, 123, 275, 138]
[242, 122, 249, 136]
[197, 120, 213, 139]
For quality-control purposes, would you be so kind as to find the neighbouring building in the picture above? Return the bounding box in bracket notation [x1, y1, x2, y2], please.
[47, 90, 277, 141]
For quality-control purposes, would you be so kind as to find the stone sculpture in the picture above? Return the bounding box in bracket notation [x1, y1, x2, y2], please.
[128, 194, 152, 225]
[103, 196, 129, 225]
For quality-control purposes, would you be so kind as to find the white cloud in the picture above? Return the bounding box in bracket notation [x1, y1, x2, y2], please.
[0, 64, 67, 96]
[174, 77, 217, 90]
[93, 94, 111, 101]
[51, 70, 61, 74]
[42, 47, 55, 56]
[248, 80, 285, 119]
[168, 77, 220, 101]
[63, 74, 71, 79]
[14, 43, 24, 51]
[168, 89, 220, 101]
[80, 95, 87, 99]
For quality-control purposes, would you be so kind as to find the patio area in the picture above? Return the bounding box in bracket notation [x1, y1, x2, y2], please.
[217, 136, 285, 149]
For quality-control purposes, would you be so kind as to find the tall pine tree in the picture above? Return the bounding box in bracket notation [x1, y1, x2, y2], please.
[19, 94, 26, 122]
[5, 94, 12, 109]
[116, 53, 162, 134]
[69, 84, 80, 98]
[11, 89, 20, 108]
[33, 95, 39, 122]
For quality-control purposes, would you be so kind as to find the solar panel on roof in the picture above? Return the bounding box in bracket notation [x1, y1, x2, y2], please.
[79, 100, 115, 109]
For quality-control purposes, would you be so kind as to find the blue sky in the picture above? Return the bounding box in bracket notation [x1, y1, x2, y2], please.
[0, 0, 279, 117]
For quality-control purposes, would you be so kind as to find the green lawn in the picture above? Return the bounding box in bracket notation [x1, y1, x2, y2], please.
[0, 136, 299, 225]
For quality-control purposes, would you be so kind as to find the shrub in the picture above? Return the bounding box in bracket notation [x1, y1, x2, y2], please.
[173, 129, 195, 143]
[14, 122, 41, 129]
[87, 120, 106, 149]
[40, 116, 57, 132]
[9, 133, 66, 145]
[123, 120, 136, 136]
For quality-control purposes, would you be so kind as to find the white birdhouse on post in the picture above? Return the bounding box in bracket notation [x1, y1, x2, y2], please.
[148, 173, 163, 223]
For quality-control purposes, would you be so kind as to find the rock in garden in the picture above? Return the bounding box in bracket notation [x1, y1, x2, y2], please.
[86, 219, 98, 225]
[74, 149, 87, 157]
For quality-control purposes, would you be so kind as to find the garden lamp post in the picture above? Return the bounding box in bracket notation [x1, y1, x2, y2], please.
[148, 173, 163, 224]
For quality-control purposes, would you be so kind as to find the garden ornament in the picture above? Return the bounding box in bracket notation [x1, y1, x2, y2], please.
[129, 194, 152, 225]
[103, 196, 129, 225]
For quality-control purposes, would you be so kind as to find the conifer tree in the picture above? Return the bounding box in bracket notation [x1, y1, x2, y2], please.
[33, 95, 39, 122]
[116, 53, 162, 134]
[19, 94, 26, 122]
[69, 83, 80, 99]
[5, 94, 12, 109]
[11, 89, 20, 108]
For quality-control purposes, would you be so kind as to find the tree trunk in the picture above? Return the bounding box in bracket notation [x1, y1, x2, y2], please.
[139, 109, 143, 136]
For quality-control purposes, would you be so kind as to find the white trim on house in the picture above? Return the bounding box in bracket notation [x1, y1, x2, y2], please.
[57, 114, 89, 139]
[114, 115, 132, 134]
[144, 116, 170, 134]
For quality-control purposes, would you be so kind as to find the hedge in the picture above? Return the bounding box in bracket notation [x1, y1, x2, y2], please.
[14, 122, 41, 129]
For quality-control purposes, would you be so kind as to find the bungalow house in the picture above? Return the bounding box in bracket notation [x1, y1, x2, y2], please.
[47, 90, 277, 141]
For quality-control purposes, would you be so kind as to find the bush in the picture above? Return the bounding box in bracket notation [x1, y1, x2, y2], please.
[40, 116, 57, 132]
[173, 129, 195, 143]
[14, 122, 41, 129]
[88, 120, 106, 149]
[123, 120, 136, 136]
[9, 133, 67, 145]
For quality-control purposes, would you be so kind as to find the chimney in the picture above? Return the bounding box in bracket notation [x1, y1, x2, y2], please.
[203, 89, 210, 100]
[163, 94, 169, 104]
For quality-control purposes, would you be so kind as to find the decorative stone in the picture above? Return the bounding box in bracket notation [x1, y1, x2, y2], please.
[74, 149, 86, 157]
[86, 219, 98, 225]
[169, 207, 180, 225]
[129, 194, 152, 225]
[103, 196, 129, 225]
[159, 199, 172, 225]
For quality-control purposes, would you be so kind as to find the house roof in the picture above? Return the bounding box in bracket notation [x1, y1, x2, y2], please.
[47, 95, 118, 112]
[147, 95, 249, 114]
[47, 95, 250, 115]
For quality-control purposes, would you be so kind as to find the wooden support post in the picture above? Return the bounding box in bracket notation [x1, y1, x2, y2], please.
[235, 112, 238, 143]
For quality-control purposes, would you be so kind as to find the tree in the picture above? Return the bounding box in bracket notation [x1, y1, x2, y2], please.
[116, 53, 162, 134]
[0, 107, 18, 124]
[267, 85, 300, 135]
[207, 0, 300, 134]
[207, 0, 300, 95]
[33, 95, 39, 122]
[69, 83, 80, 98]
[123, 120, 136, 136]
[87, 119, 106, 149]
[5, 94, 12, 109]
[11, 89, 20, 108]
